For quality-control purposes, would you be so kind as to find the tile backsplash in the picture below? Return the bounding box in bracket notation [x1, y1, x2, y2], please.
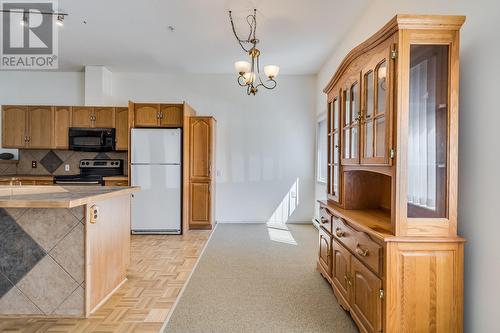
[0, 150, 128, 176]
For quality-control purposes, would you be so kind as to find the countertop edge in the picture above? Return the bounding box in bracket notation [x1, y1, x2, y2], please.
[0, 186, 140, 208]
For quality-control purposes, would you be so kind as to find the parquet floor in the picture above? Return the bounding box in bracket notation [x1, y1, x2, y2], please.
[0, 230, 211, 333]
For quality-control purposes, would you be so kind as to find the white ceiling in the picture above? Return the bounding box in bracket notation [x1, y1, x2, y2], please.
[57, 0, 368, 74]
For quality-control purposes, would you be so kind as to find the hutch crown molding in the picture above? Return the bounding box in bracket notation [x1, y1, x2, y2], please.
[318, 14, 465, 333]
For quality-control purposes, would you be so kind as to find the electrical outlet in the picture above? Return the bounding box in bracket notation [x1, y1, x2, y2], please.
[31, 161, 37, 168]
[64, 164, 70, 172]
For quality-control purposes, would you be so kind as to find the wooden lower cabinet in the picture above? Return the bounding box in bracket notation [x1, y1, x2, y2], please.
[318, 227, 332, 276]
[331, 240, 351, 310]
[189, 181, 212, 229]
[350, 255, 382, 333]
[318, 204, 465, 333]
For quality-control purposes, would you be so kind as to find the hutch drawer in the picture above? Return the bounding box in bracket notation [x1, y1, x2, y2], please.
[319, 207, 333, 234]
[333, 217, 382, 275]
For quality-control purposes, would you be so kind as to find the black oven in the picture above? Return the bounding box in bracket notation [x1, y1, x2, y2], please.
[69, 128, 115, 152]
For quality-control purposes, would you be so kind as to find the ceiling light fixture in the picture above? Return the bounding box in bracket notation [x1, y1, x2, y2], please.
[228, 9, 279, 96]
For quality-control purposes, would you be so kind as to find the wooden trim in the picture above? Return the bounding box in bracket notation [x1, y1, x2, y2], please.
[323, 15, 465, 93]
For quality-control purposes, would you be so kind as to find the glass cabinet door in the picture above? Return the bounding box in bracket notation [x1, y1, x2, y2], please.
[361, 52, 392, 165]
[328, 96, 341, 203]
[342, 76, 361, 165]
[407, 44, 449, 218]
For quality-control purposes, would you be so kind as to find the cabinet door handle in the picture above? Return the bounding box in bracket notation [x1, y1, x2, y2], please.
[355, 245, 369, 257]
[335, 227, 345, 238]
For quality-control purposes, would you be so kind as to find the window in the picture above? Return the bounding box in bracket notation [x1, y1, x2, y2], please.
[317, 117, 327, 183]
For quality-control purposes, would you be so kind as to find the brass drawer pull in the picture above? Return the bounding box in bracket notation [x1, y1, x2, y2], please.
[335, 227, 345, 238]
[355, 245, 369, 257]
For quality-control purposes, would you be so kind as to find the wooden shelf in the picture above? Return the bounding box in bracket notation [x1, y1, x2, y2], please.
[319, 200, 393, 240]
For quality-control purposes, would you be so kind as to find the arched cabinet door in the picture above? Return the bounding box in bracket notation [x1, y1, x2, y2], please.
[360, 41, 394, 166]
[350, 256, 382, 333]
[190, 118, 212, 180]
[2, 105, 28, 148]
[27, 106, 54, 149]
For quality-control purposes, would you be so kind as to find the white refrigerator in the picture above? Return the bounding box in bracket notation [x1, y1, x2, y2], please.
[131, 128, 182, 234]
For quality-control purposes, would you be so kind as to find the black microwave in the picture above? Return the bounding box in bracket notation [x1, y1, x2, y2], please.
[69, 128, 115, 152]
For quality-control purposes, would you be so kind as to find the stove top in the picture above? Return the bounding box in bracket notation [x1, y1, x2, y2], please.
[54, 159, 124, 185]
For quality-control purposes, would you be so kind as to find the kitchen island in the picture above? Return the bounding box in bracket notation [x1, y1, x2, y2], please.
[0, 185, 139, 318]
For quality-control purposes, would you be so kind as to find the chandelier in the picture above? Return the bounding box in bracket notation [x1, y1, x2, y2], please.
[228, 9, 280, 95]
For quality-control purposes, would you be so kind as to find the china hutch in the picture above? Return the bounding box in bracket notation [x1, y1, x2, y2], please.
[317, 15, 465, 332]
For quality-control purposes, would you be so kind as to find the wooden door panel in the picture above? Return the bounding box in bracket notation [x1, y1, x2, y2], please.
[72, 107, 93, 127]
[318, 228, 332, 276]
[190, 118, 211, 179]
[54, 107, 71, 149]
[350, 256, 382, 333]
[28, 106, 53, 149]
[331, 240, 351, 308]
[115, 107, 128, 151]
[160, 105, 183, 127]
[2, 105, 27, 148]
[94, 107, 115, 128]
[134, 104, 160, 127]
[190, 181, 211, 226]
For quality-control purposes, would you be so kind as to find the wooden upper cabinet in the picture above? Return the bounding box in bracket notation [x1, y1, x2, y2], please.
[93, 107, 115, 128]
[361, 43, 394, 166]
[350, 256, 382, 333]
[72, 107, 94, 127]
[115, 107, 128, 151]
[190, 117, 213, 180]
[54, 107, 71, 149]
[160, 104, 183, 127]
[134, 104, 160, 127]
[27, 106, 53, 149]
[341, 74, 362, 165]
[2, 106, 26, 148]
[2, 105, 27, 148]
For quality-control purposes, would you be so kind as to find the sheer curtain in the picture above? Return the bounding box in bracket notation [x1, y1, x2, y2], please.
[408, 57, 437, 210]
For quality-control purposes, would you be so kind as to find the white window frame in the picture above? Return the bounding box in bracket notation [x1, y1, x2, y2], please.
[316, 113, 327, 184]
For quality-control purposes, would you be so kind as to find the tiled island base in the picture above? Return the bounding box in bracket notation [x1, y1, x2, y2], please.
[0, 185, 138, 318]
[0, 207, 85, 316]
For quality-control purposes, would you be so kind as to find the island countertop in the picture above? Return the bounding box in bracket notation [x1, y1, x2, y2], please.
[0, 185, 140, 208]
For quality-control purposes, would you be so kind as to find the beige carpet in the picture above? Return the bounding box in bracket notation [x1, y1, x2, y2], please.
[162, 223, 358, 333]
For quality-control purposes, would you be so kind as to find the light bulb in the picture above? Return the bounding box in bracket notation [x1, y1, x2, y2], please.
[234, 61, 251, 74]
[243, 72, 256, 84]
[264, 65, 280, 79]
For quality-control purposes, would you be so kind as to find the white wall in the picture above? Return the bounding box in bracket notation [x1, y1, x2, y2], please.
[315, 1, 500, 331]
[0, 72, 316, 224]
[111, 73, 316, 223]
[0, 71, 84, 158]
